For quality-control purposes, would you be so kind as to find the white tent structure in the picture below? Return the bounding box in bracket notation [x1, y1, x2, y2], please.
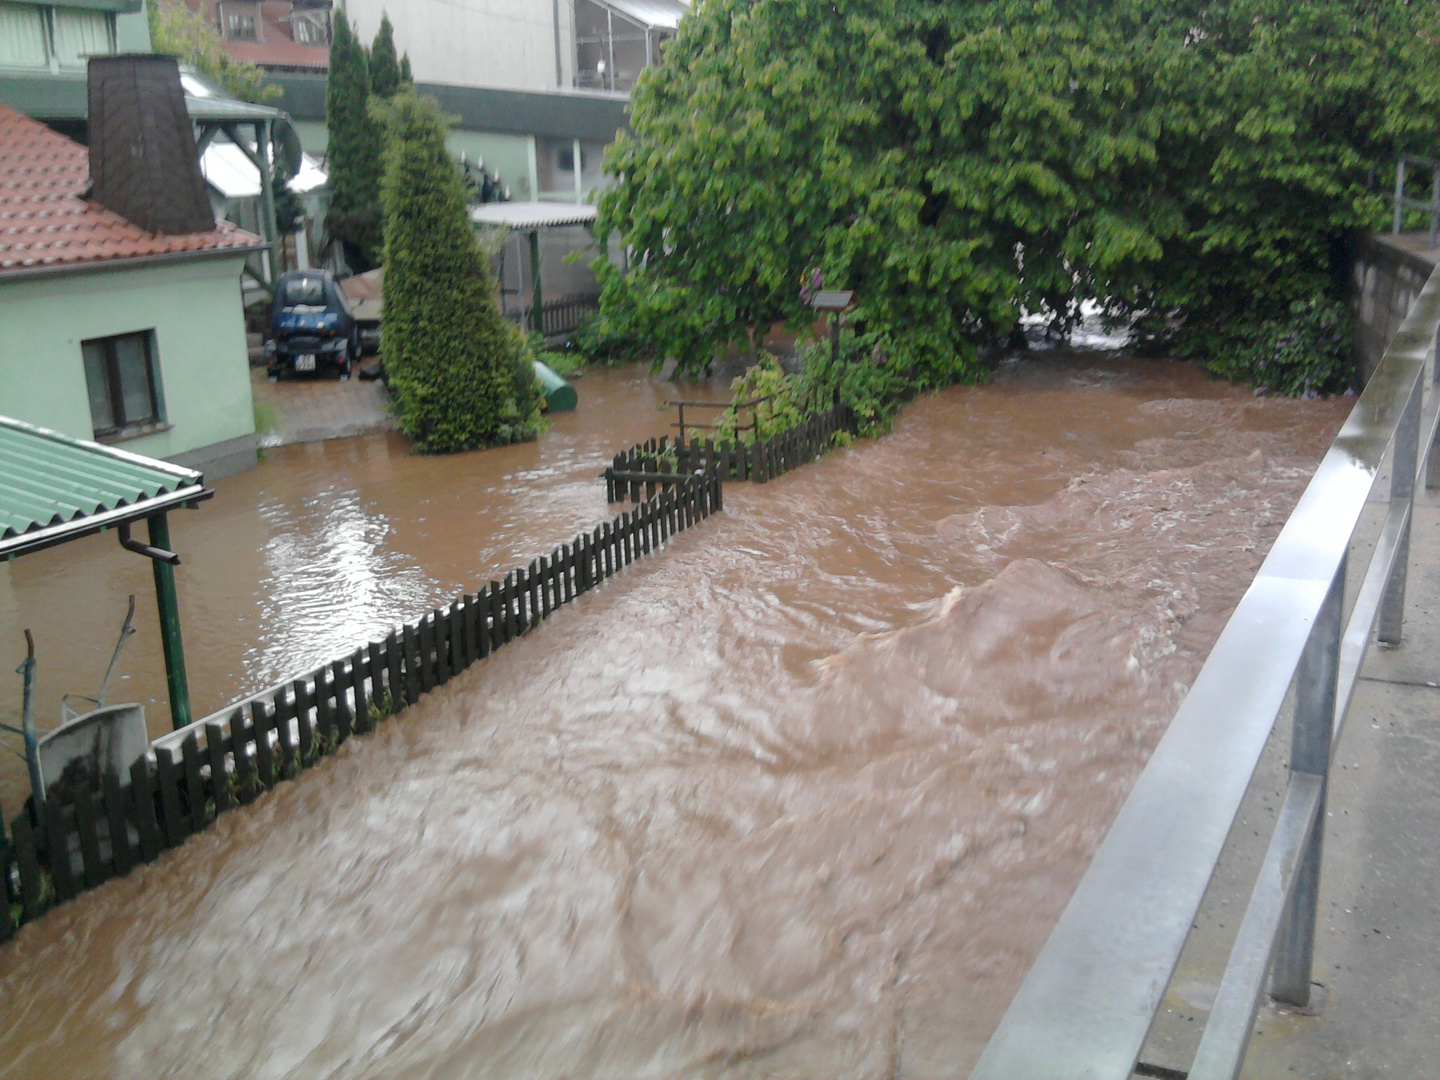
[200, 141, 328, 271]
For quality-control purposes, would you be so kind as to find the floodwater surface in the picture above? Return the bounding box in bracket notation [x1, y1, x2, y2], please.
[0, 357, 1347, 1078]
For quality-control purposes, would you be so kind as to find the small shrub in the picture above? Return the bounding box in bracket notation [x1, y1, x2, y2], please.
[712, 355, 805, 445]
[538, 349, 585, 378]
[564, 313, 646, 366]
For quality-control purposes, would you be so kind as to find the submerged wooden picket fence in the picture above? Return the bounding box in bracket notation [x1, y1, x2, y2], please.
[605, 400, 854, 503]
[0, 472, 722, 939]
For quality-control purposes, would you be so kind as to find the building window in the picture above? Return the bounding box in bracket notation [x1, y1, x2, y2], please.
[573, 0, 650, 93]
[291, 11, 326, 44]
[227, 10, 257, 40]
[0, 2, 49, 67]
[0, 2, 116, 68]
[82, 331, 164, 438]
[52, 6, 115, 67]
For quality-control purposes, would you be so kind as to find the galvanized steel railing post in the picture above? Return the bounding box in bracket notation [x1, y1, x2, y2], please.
[1394, 157, 1407, 234]
[1379, 378, 1420, 644]
[1431, 165, 1440, 247]
[1427, 321, 1440, 490]
[1271, 555, 1345, 1007]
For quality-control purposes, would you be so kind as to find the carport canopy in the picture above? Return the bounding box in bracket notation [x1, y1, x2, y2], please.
[0, 416, 210, 559]
[0, 415, 212, 728]
[470, 202, 600, 334]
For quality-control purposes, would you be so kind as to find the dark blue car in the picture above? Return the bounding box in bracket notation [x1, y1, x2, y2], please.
[266, 270, 362, 380]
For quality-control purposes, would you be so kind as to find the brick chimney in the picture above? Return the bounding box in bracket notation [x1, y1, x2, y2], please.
[87, 55, 215, 236]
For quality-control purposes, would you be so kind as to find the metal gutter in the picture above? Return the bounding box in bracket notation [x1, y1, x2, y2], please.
[0, 485, 213, 561]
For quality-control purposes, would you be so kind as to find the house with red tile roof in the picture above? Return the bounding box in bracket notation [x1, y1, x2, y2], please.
[184, 0, 331, 74]
[0, 99, 265, 478]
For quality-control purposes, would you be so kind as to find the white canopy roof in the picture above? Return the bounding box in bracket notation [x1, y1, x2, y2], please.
[469, 201, 599, 230]
[599, 0, 688, 29]
[201, 142, 328, 200]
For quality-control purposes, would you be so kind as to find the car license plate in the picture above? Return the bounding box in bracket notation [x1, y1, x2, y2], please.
[295, 353, 317, 372]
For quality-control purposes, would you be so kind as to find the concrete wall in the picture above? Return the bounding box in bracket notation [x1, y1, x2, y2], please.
[0, 255, 258, 477]
[1352, 232, 1439, 383]
[343, 0, 574, 92]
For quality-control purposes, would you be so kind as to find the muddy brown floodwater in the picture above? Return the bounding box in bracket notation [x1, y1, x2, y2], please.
[0, 356, 1346, 1079]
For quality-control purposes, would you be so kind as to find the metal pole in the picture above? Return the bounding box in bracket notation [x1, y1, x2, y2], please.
[606, 8, 615, 91]
[1431, 164, 1440, 247]
[147, 512, 192, 730]
[1394, 157, 1406, 234]
[1428, 321, 1440, 490]
[573, 136, 583, 203]
[1379, 377, 1420, 644]
[257, 121, 281, 286]
[530, 230, 544, 337]
[16, 629, 43, 806]
[1271, 556, 1344, 1007]
[831, 313, 841, 368]
[552, 0, 564, 87]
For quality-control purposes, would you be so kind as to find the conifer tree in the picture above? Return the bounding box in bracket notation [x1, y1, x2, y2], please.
[369, 14, 401, 99]
[399, 53, 413, 87]
[324, 10, 385, 269]
[380, 93, 542, 453]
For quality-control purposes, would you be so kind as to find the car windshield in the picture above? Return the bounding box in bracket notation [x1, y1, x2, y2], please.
[281, 276, 326, 306]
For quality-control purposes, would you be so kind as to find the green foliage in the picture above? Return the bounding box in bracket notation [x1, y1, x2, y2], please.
[595, 0, 1440, 396]
[272, 169, 305, 234]
[399, 53, 413, 86]
[369, 14, 402, 99]
[252, 399, 282, 437]
[562, 312, 646, 365]
[326, 11, 385, 269]
[711, 355, 805, 444]
[799, 332, 918, 437]
[148, 0, 278, 103]
[537, 349, 586, 378]
[1195, 297, 1355, 397]
[380, 93, 543, 453]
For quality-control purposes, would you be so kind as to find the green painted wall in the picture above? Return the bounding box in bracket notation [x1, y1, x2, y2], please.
[294, 122, 535, 199]
[291, 118, 327, 157]
[115, 0, 152, 52]
[446, 130, 536, 201]
[0, 255, 255, 467]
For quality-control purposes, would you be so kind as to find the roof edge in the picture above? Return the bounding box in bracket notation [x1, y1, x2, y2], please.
[0, 241, 264, 285]
[0, 485, 213, 560]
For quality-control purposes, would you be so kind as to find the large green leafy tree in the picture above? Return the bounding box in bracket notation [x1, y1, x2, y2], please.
[325, 10, 385, 269]
[370, 13, 402, 99]
[380, 93, 542, 453]
[596, 0, 1440, 392]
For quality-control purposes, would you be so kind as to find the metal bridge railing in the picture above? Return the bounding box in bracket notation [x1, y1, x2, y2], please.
[970, 261, 1440, 1080]
[1392, 155, 1440, 246]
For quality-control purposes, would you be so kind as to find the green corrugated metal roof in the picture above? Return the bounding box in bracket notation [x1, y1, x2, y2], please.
[0, 416, 208, 554]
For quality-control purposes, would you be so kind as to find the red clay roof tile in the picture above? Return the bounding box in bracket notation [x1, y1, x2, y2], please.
[0, 103, 264, 277]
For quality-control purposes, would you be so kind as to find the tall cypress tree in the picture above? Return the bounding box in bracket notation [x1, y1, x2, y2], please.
[398, 53, 413, 87]
[324, 10, 384, 269]
[370, 13, 401, 99]
[380, 92, 542, 453]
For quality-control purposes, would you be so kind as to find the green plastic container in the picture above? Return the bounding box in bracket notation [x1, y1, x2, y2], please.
[534, 360, 578, 412]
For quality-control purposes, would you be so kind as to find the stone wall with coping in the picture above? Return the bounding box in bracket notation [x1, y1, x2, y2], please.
[1352, 232, 1439, 383]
